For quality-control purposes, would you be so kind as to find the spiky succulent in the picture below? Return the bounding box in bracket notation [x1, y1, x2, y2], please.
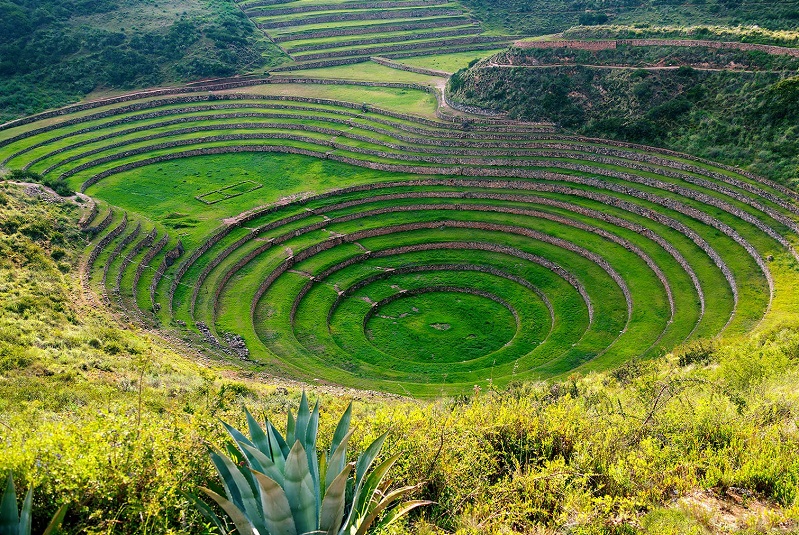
[0, 474, 67, 535]
[190, 393, 430, 535]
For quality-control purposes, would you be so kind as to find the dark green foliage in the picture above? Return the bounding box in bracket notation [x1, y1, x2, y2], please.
[0, 0, 285, 121]
[578, 11, 609, 25]
[675, 339, 717, 366]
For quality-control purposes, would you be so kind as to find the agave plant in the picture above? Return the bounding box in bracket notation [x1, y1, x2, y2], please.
[0, 474, 67, 535]
[190, 393, 430, 535]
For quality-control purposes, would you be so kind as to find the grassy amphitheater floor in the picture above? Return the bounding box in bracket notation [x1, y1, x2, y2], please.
[2, 76, 799, 397]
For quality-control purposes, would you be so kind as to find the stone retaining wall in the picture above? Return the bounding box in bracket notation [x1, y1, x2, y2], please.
[326, 240, 593, 325]
[239, 0, 294, 7]
[0, 80, 281, 133]
[248, 219, 625, 322]
[189, 179, 727, 330]
[3, 77, 790, 205]
[150, 241, 184, 310]
[318, 201, 663, 318]
[73, 143, 783, 304]
[322, 177, 741, 301]
[301, 189, 696, 317]
[271, 57, 370, 72]
[622, 38, 799, 57]
[116, 227, 156, 294]
[27, 108, 793, 221]
[133, 233, 167, 307]
[37, 114, 794, 227]
[103, 222, 140, 289]
[83, 207, 113, 236]
[383, 42, 515, 60]
[515, 40, 617, 51]
[88, 213, 127, 274]
[79, 199, 99, 228]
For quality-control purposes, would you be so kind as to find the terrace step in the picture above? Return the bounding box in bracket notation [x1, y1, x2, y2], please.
[271, 18, 476, 41]
[291, 35, 519, 61]
[255, 7, 463, 29]
[282, 25, 482, 53]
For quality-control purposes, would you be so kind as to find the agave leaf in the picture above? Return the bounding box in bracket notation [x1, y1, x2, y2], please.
[222, 420, 255, 451]
[244, 408, 271, 455]
[252, 471, 298, 535]
[354, 453, 402, 518]
[340, 433, 387, 531]
[200, 487, 256, 535]
[286, 411, 296, 447]
[319, 463, 353, 535]
[369, 500, 434, 535]
[325, 430, 354, 492]
[19, 486, 33, 535]
[295, 392, 310, 448]
[284, 440, 318, 534]
[352, 485, 421, 535]
[238, 442, 268, 473]
[183, 491, 228, 535]
[268, 421, 291, 461]
[241, 444, 285, 487]
[42, 504, 69, 535]
[306, 400, 320, 451]
[0, 475, 19, 533]
[319, 451, 328, 497]
[355, 433, 387, 485]
[209, 448, 265, 531]
[225, 442, 244, 466]
[307, 400, 321, 519]
[329, 403, 352, 459]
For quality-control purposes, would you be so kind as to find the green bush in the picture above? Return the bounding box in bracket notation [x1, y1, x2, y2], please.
[675, 339, 716, 366]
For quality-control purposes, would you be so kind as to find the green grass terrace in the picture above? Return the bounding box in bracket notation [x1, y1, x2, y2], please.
[2, 79, 798, 396]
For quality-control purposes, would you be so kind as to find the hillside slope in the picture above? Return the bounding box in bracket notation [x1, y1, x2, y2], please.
[0, 0, 285, 121]
[449, 44, 799, 184]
